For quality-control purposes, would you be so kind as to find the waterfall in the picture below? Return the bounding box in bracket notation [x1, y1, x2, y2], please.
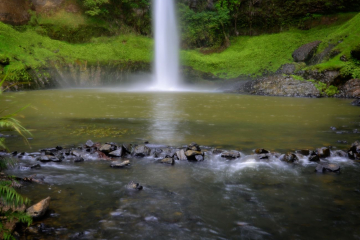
[153, 0, 180, 91]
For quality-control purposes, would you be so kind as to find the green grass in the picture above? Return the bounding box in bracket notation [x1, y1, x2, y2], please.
[0, 22, 153, 81]
[181, 12, 360, 79]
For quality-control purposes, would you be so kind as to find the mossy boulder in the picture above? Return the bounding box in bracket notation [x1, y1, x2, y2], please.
[292, 41, 322, 63]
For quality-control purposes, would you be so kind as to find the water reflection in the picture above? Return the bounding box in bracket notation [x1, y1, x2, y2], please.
[147, 93, 184, 144]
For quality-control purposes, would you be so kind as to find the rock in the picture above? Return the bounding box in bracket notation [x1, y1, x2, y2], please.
[110, 160, 130, 168]
[292, 41, 322, 63]
[221, 150, 241, 159]
[195, 155, 204, 161]
[30, 164, 41, 169]
[256, 153, 271, 160]
[332, 150, 347, 158]
[349, 141, 360, 153]
[109, 149, 123, 157]
[338, 79, 360, 98]
[71, 150, 82, 157]
[351, 98, 360, 106]
[133, 145, 151, 157]
[295, 149, 310, 155]
[85, 140, 94, 148]
[0, 0, 31, 25]
[99, 144, 113, 153]
[255, 149, 269, 154]
[26, 197, 50, 219]
[175, 149, 187, 161]
[324, 163, 340, 172]
[317, 147, 330, 158]
[315, 164, 325, 173]
[340, 55, 348, 62]
[276, 63, 296, 75]
[37, 155, 59, 162]
[212, 148, 223, 154]
[309, 154, 320, 162]
[185, 150, 203, 161]
[74, 157, 84, 162]
[126, 181, 143, 190]
[280, 153, 299, 163]
[187, 142, 201, 152]
[160, 158, 175, 165]
[122, 143, 133, 154]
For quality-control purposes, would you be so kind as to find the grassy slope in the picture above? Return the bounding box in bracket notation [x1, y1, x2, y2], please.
[181, 12, 360, 79]
[0, 12, 359, 82]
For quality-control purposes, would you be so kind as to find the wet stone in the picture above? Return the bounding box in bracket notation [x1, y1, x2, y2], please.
[324, 163, 340, 172]
[37, 155, 59, 162]
[30, 164, 41, 169]
[85, 140, 94, 148]
[221, 150, 241, 159]
[126, 181, 143, 190]
[187, 142, 201, 152]
[309, 154, 320, 162]
[281, 153, 299, 163]
[133, 145, 151, 157]
[161, 158, 175, 165]
[74, 157, 84, 162]
[185, 150, 203, 161]
[175, 149, 187, 161]
[109, 149, 123, 157]
[100, 144, 113, 153]
[317, 147, 330, 158]
[110, 160, 130, 168]
[332, 150, 348, 158]
[255, 148, 269, 154]
[27, 197, 51, 219]
[295, 149, 310, 156]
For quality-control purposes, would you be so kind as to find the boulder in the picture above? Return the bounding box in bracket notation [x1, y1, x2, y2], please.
[309, 154, 320, 162]
[292, 41, 322, 63]
[276, 63, 296, 75]
[280, 153, 299, 163]
[185, 150, 203, 161]
[99, 144, 113, 153]
[160, 158, 175, 165]
[0, 0, 31, 25]
[324, 163, 340, 172]
[133, 145, 151, 157]
[175, 149, 187, 161]
[109, 149, 123, 157]
[187, 142, 201, 152]
[26, 197, 50, 219]
[221, 150, 241, 159]
[317, 147, 330, 158]
[110, 160, 130, 168]
[352, 99, 360, 106]
[338, 79, 360, 98]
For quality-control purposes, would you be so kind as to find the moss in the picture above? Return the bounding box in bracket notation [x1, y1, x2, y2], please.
[291, 75, 305, 81]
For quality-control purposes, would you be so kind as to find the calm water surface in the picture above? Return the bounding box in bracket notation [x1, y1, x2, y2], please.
[1, 89, 360, 239]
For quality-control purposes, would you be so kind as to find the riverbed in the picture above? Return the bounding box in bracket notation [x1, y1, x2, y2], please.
[2, 89, 360, 239]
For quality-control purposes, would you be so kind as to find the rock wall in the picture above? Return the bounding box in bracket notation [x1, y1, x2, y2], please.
[0, 0, 31, 25]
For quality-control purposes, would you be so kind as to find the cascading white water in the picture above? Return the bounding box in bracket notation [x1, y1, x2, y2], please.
[153, 0, 180, 91]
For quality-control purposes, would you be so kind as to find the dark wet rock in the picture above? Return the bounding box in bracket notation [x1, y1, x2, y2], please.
[152, 148, 163, 158]
[27, 197, 50, 219]
[133, 145, 151, 157]
[317, 147, 330, 158]
[324, 163, 340, 172]
[187, 142, 201, 152]
[292, 41, 322, 63]
[110, 160, 130, 168]
[352, 98, 360, 106]
[349, 141, 360, 159]
[126, 181, 143, 190]
[158, 148, 175, 159]
[85, 140, 94, 148]
[122, 143, 133, 154]
[74, 157, 84, 162]
[330, 126, 337, 131]
[315, 164, 325, 173]
[332, 150, 348, 158]
[280, 153, 299, 163]
[255, 149, 269, 154]
[295, 149, 310, 156]
[71, 150, 82, 157]
[337, 79, 360, 98]
[221, 150, 241, 159]
[55, 146, 63, 150]
[185, 150, 203, 161]
[160, 158, 175, 165]
[109, 148, 123, 157]
[212, 148, 223, 154]
[40, 148, 57, 155]
[309, 154, 320, 162]
[175, 149, 187, 161]
[30, 164, 41, 169]
[256, 153, 271, 160]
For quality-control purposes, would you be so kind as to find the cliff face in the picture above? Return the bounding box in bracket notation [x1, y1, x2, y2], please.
[0, 0, 65, 25]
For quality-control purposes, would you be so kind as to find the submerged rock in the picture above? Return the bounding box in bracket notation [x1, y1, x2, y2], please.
[27, 197, 51, 219]
[160, 158, 175, 165]
[324, 163, 340, 172]
[221, 150, 241, 159]
[126, 181, 143, 190]
[110, 160, 130, 168]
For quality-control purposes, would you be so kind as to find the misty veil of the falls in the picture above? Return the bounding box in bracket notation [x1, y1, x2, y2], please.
[153, 0, 180, 91]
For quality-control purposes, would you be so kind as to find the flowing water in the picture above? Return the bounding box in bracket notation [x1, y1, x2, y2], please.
[153, 0, 180, 90]
[1, 89, 360, 239]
